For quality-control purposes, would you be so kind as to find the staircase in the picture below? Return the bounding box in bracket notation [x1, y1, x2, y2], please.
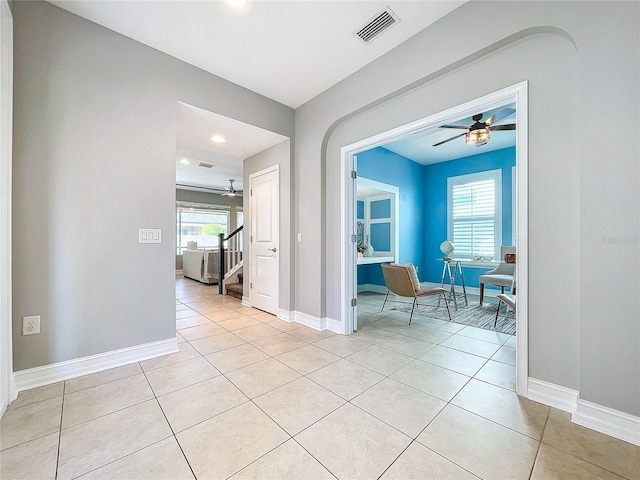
[218, 226, 244, 296]
[226, 272, 243, 299]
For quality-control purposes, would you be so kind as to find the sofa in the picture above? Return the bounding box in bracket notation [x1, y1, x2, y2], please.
[183, 249, 219, 284]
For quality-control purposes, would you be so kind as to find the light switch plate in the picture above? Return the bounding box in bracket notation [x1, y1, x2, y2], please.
[139, 228, 162, 244]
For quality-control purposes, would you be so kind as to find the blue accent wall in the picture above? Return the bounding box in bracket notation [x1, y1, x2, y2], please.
[422, 147, 516, 288]
[356, 146, 515, 289]
[357, 147, 425, 286]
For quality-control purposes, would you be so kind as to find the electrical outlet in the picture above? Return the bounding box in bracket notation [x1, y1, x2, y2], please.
[23, 315, 40, 335]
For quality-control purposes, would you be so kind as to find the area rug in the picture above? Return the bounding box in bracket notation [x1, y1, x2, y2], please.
[392, 298, 515, 335]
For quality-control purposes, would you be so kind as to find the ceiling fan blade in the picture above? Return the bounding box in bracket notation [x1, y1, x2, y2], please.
[485, 107, 515, 126]
[221, 191, 229, 196]
[432, 132, 466, 147]
[439, 125, 468, 129]
[490, 124, 516, 131]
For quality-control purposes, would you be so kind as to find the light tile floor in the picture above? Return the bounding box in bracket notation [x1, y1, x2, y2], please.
[2, 279, 639, 479]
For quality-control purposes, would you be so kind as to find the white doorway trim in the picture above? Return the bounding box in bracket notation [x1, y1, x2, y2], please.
[340, 81, 529, 396]
[0, 0, 14, 414]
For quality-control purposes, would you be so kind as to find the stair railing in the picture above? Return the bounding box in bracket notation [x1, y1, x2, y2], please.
[218, 226, 244, 294]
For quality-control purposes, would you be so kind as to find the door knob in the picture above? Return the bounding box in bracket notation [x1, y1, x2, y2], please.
[269, 247, 277, 252]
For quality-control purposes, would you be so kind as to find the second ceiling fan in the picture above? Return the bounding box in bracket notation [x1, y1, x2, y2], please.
[433, 107, 516, 147]
[221, 179, 242, 197]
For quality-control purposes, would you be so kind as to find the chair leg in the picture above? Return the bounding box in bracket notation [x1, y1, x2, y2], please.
[479, 283, 485, 305]
[494, 300, 503, 327]
[409, 297, 417, 325]
[381, 289, 390, 313]
[441, 293, 452, 322]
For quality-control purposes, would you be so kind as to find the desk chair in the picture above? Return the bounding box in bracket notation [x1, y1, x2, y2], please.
[479, 246, 516, 305]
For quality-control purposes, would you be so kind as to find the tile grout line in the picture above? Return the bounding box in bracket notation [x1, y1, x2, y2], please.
[139, 361, 200, 480]
[54, 380, 66, 480]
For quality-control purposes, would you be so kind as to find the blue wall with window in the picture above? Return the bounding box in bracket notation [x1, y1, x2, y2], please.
[356, 146, 515, 289]
[422, 147, 515, 288]
[357, 147, 425, 286]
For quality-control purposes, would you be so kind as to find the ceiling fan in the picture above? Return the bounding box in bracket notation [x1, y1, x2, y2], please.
[221, 179, 241, 197]
[433, 107, 516, 147]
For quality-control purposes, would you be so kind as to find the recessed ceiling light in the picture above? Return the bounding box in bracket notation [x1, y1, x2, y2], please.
[180, 158, 190, 164]
[211, 135, 226, 143]
[227, 0, 248, 6]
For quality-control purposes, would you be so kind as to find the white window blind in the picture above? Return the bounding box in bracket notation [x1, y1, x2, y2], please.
[447, 170, 502, 259]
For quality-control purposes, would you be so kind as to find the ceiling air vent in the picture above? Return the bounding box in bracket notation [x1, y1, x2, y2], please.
[355, 7, 399, 44]
[197, 162, 214, 169]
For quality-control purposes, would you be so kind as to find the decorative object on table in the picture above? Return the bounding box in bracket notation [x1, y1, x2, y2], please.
[504, 253, 516, 263]
[363, 235, 374, 257]
[187, 241, 198, 250]
[439, 240, 455, 261]
[356, 221, 366, 255]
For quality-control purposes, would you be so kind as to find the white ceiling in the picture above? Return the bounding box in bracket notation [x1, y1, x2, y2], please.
[48, 0, 465, 108]
[48, 0, 477, 190]
[382, 104, 516, 165]
[175, 102, 287, 192]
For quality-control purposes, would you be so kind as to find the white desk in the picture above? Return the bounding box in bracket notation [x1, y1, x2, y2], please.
[357, 255, 395, 265]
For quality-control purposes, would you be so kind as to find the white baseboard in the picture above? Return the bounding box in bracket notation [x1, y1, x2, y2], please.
[294, 311, 324, 331]
[325, 317, 344, 334]
[528, 377, 639, 447]
[574, 399, 640, 447]
[357, 284, 387, 294]
[277, 308, 293, 323]
[241, 296, 250, 307]
[175, 269, 184, 275]
[528, 377, 579, 413]
[13, 338, 178, 392]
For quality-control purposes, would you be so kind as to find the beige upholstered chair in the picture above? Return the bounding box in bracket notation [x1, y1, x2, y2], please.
[380, 263, 452, 325]
[479, 246, 516, 305]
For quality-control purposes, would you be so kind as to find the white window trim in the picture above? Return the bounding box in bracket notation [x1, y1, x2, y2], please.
[356, 177, 399, 261]
[447, 169, 502, 260]
[512, 165, 517, 244]
[365, 194, 394, 255]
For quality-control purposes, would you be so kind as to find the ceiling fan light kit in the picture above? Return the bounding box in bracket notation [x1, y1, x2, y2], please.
[466, 128, 490, 146]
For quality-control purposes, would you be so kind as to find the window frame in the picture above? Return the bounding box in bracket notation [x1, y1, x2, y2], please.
[356, 177, 399, 262]
[447, 169, 502, 260]
[176, 202, 231, 255]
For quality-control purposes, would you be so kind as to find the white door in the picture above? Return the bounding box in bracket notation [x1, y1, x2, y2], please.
[249, 166, 279, 314]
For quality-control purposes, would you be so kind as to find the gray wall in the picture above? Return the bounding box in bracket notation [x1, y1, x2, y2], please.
[12, 1, 294, 371]
[295, 1, 639, 416]
[244, 140, 293, 311]
[175, 188, 244, 270]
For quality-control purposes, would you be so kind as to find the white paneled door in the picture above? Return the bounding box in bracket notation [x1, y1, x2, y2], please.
[249, 166, 279, 315]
